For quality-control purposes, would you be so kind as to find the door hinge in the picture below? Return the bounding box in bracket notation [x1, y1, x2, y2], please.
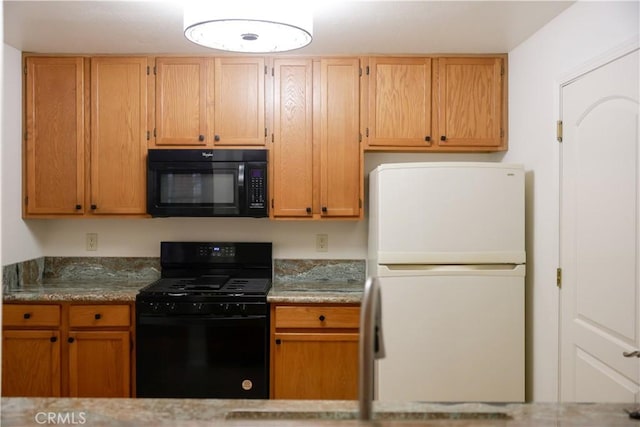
[271, 199, 274, 209]
[366, 65, 370, 75]
[500, 128, 504, 138]
[366, 128, 369, 137]
[359, 67, 362, 77]
[501, 66, 505, 76]
[264, 65, 268, 75]
[359, 133, 362, 143]
[264, 128, 268, 138]
[146, 66, 150, 75]
[272, 67, 274, 77]
[24, 196, 28, 206]
[271, 133, 274, 143]
[24, 65, 27, 75]
[24, 131, 28, 141]
[556, 267, 562, 288]
[153, 66, 157, 75]
[153, 128, 157, 138]
[556, 120, 563, 143]
[146, 131, 150, 141]
[359, 198, 362, 209]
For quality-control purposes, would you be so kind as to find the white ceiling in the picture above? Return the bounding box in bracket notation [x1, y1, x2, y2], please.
[3, 1, 574, 55]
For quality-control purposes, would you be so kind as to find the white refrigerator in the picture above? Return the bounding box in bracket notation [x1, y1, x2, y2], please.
[368, 162, 525, 402]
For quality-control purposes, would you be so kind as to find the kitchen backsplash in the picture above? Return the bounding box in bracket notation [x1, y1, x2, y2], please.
[274, 259, 365, 282]
[3, 257, 366, 292]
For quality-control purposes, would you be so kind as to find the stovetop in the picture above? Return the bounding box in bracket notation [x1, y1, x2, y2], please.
[139, 276, 271, 297]
[136, 242, 273, 308]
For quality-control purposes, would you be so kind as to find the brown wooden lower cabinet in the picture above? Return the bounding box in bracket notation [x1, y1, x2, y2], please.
[2, 302, 133, 397]
[270, 303, 360, 399]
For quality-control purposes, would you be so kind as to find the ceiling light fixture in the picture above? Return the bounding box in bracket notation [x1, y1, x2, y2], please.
[183, 1, 313, 53]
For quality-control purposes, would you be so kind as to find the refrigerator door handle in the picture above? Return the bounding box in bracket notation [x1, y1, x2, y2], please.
[377, 264, 526, 278]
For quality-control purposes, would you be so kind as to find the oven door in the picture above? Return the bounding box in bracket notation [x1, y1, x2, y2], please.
[136, 313, 269, 398]
[147, 161, 243, 217]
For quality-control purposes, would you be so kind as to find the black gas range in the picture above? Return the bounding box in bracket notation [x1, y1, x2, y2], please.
[136, 241, 272, 399]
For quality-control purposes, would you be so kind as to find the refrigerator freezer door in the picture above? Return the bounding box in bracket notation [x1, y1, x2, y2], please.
[369, 162, 525, 265]
[376, 268, 525, 402]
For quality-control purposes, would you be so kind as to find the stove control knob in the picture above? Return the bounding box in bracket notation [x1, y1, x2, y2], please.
[240, 304, 247, 314]
[223, 304, 230, 312]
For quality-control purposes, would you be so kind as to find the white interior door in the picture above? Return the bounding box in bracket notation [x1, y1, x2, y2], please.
[559, 48, 640, 402]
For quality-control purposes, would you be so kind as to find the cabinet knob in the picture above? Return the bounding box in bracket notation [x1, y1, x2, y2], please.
[50, 336, 57, 343]
[306, 207, 312, 214]
[214, 135, 220, 142]
[275, 339, 281, 345]
[425, 136, 431, 142]
[94, 313, 102, 320]
[23, 313, 31, 319]
[75, 204, 82, 210]
[198, 134, 205, 142]
[68, 337, 75, 343]
[319, 315, 326, 322]
[91, 204, 97, 210]
[440, 135, 447, 141]
[321, 207, 327, 213]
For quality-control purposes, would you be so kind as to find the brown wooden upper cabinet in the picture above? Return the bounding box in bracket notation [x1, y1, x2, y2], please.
[23, 56, 149, 218]
[271, 58, 362, 219]
[24, 57, 85, 216]
[436, 57, 505, 149]
[366, 57, 433, 148]
[153, 56, 266, 148]
[363, 55, 506, 151]
[90, 57, 148, 215]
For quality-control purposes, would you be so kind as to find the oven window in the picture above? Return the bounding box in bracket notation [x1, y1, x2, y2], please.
[160, 171, 235, 205]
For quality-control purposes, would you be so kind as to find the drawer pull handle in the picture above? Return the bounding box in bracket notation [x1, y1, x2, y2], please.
[94, 313, 102, 320]
[68, 337, 75, 343]
[319, 315, 326, 322]
[50, 336, 57, 343]
[623, 350, 640, 358]
[275, 339, 281, 345]
[23, 313, 31, 319]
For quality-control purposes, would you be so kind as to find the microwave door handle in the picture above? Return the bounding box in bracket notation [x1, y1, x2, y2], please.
[238, 164, 245, 187]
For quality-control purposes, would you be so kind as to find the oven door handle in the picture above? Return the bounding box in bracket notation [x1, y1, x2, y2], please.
[137, 315, 266, 327]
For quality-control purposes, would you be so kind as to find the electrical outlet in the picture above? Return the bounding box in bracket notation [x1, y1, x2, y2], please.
[316, 234, 328, 252]
[86, 233, 98, 251]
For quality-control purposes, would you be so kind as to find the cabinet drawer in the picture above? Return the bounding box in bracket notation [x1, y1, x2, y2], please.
[274, 306, 360, 329]
[3, 304, 61, 327]
[69, 305, 130, 327]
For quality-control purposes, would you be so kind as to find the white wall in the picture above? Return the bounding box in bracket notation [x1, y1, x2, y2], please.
[505, 1, 639, 402]
[1, 44, 45, 265]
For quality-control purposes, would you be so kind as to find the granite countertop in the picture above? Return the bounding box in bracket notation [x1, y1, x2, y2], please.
[2, 280, 149, 303]
[2, 280, 364, 304]
[2, 398, 637, 426]
[268, 280, 364, 304]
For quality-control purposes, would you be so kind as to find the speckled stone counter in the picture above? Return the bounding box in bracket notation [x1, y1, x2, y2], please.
[2, 398, 638, 426]
[2, 280, 148, 302]
[269, 259, 365, 304]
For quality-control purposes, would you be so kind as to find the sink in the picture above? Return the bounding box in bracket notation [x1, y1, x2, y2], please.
[224, 410, 511, 421]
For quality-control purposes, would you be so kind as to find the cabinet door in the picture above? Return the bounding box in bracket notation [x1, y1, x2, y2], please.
[320, 58, 361, 218]
[367, 57, 432, 148]
[214, 57, 265, 146]
[272, 59, 314, 217]
[67, 331, 130, 397]
[273, 332, 359, 399]
[2, 330, 61, 397]
[155, 57, 211, 146]
[24, 57, 85, 215]
[90, 57, 148, 214]
[436, 57, 504, 148]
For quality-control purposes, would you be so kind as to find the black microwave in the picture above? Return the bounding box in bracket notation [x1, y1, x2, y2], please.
[147, 149, 268, 217]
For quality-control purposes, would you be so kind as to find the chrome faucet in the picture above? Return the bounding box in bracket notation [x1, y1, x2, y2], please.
[358, 276, 385, 421]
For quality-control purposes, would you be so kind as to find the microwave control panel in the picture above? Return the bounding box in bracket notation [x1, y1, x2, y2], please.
[248, 167, 266, 209]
